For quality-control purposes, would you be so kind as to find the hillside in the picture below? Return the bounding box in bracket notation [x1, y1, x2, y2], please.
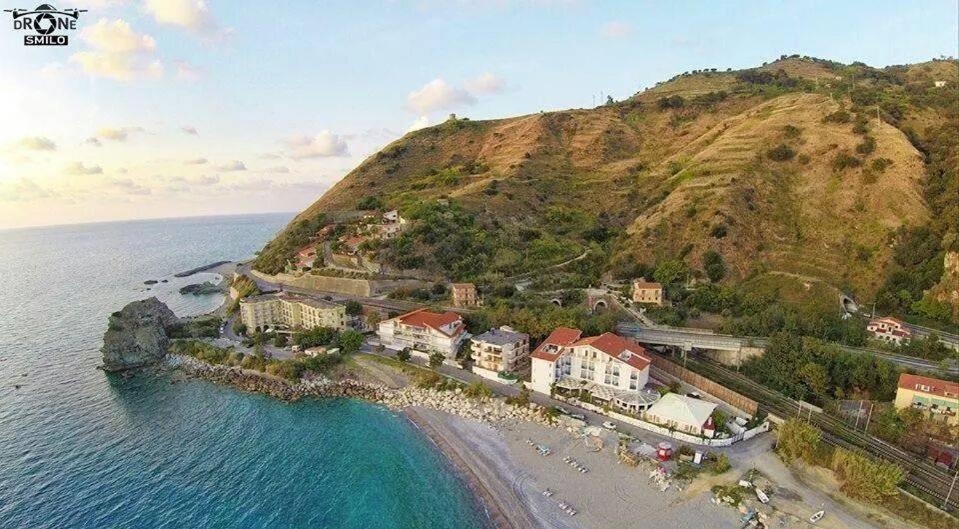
[255, 56, 959, 327]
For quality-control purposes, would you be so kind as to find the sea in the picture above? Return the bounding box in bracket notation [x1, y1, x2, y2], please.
[0, 214, 489, 529]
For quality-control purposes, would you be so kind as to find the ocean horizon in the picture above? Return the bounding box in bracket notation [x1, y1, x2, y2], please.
[0, 213, 489, 529]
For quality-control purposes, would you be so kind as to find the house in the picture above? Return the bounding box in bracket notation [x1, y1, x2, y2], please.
[644, 393, 718, 437]
[470, 326, 530, 376]
[451, 283, 479, 307]
[867, 317, 912, 345]
[296, 245, 318, 268]
[632, 278, 663, 305]
[895, 373, 959, 426]
[239, 292, 347, 332]
[531, 328, 658, 413]
[377, 308, 469, 360]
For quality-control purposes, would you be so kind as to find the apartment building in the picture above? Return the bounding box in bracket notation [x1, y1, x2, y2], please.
[239, 292, 347, 332]
[895, 373, 959, 426]
[470, 326, 530, 375]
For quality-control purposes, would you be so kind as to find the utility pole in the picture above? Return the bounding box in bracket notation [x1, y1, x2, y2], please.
[864, 402, 874, 433]
[854, 400, 863, 429]
[945, 470, 958, 511]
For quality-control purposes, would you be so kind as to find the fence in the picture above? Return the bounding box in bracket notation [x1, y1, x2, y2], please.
[650, 356, 759, 416]
[552, 395, 770, 447]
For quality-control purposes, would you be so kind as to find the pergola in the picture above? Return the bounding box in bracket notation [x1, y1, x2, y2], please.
[554, 377, 660, 413]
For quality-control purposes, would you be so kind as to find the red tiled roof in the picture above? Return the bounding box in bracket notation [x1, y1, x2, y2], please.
[531, 327, 583, 361]
[899, 374, 959, 399]
[633, 279, 662, 289]
[870, 317, 904, 326]
[571, 332, 651, 370]
[396, 308, 464, 337]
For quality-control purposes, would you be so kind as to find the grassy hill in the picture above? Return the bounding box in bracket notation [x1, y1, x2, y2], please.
[255, 56, 958, 327]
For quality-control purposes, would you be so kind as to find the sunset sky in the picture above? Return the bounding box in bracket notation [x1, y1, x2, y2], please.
[1, 0, 956, 230]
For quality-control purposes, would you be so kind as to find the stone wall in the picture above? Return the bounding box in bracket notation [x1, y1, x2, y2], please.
[250, 269, 429, 297]
[650, 357, 759, 416]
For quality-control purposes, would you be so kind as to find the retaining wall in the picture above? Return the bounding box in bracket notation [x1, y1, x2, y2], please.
[650, 356, 759, 416]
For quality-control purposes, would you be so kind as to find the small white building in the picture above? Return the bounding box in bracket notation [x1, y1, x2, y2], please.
[644, 393, 717, 437]
[866, 317, 912, 345]
[531, 328, 655, 413]
[377, 308, 469, 360]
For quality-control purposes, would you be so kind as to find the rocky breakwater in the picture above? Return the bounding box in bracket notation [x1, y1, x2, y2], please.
[381, 386, 555, 427]
[101, 297, 179, 372]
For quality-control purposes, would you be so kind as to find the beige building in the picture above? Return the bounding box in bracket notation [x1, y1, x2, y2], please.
[632, 278, 663, 305]
[451, 283, 479, 307]
[239, 292, 347, 332]
[470, 326, 530, 374]
[377, 308, 469, 360]
[895, 374, 958, 426]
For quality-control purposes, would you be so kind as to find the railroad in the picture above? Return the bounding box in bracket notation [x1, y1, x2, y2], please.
[658, 352, 959, 511]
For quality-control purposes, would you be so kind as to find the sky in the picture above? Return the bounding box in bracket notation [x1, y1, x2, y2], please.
[0, 0, 957, 230]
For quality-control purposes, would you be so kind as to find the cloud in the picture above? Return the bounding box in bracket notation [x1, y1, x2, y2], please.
[262, 166, 290, 173]
[96, 126, 144, 141]
[65, 162, 104, 175]
[465, 72, 506, 95]
[184, 157, 207, 165]
[105, 177, 151, 195]
[600, 21, 633, 39]
[180, 125, 199, 135]
[70, 18, 161, 81]
[174, 61, 202, 81]
[259, 153, 281, 160]
[170, 174, 219, 185]
[407, 115, 430, 132]
[215, 160, 247, 171]
[19, 136, 57, 151]
[85, 137, 102, 147]
[283, 131, 349, 159]
[406, 78, 476, 114]
[144, 0, 216, 32]
[0, 177, 57, 202]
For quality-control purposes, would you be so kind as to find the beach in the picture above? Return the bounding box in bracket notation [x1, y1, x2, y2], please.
[406, 407, 743, 529]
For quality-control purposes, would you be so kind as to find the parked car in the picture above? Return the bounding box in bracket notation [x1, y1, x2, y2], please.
[602, 421, 617, 430]
[555, 406, 569, 415]
[686, 391, 702, 399]
[569, 413, 586, 421]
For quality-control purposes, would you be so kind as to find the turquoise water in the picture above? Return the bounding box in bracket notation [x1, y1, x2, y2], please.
[0, 215, 488, 529]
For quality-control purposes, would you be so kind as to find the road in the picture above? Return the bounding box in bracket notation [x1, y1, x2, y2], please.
[618, 323, 959, 375]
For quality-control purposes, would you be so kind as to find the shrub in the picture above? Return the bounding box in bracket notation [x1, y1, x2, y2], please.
[776, 418, 821, 464]
[782, 124, 801, 138]
[711, 453, 731, 474]
[710, 224, 728, 239]
[657, 95, 685, 109]
[336, 330, 364, 354]
[702, 250, 726, 282]
[396, 347, 411, 362]
[357, 196, 384, 210]
[345, 300, 363, 316]
[831, 448, 903, 503]
[463, 381, 493, 399]
[831, 152, 862, 172]
[822, 109, 851, 123]
[273, 334, 288, 348]
[871, 157, 893, 172]
[766, 144, 796, 161]
[855, 136, 876, 155]
[428, 352, 445, 368]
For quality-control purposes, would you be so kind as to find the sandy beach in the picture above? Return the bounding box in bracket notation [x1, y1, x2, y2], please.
[406, 407, 742, 529]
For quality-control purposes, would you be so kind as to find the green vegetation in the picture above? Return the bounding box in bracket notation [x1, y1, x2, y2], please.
[396, 347, 411, 362]
[227, 275, 260, 315]
[831, 152, 862, 171]
[253, 214, 328, 275]
[463, 381, 493, 399]
[169, 339, 343, 382]
[702, 250, 726, 282]
[766, 144, 796, 161]
[469, 296, 617, 343]
[742, 333, 899, 404]
[428, 351, 445, 368]
[168, 316, 222, 339]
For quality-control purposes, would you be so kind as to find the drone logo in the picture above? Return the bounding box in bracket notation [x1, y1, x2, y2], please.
[4, 4, 86, 46]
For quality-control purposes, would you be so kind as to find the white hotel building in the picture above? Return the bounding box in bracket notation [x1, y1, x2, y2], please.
[531, 328, 658, 413]
[377, 308, 469, 360]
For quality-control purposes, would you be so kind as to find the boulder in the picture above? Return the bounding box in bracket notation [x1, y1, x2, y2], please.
[101, 297, 179, 372]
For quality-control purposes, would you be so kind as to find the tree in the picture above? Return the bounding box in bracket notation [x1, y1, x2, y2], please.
[776, 418, 821, 464]
[345, 300, 363, 316]
[337, 330, 364, 354]
[702, 250, 726, 282]
[831, 448, 903, 503]
[428, 351, 445, 368]
[396, 347, 411, 362]
[273, 333, 288, 348]
[232, 321, 247, 336]
[653, 259, 688, 295]
[366, 311, 382, 330]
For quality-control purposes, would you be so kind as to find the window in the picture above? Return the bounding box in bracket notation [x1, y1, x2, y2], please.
[629, 371, 639, 390]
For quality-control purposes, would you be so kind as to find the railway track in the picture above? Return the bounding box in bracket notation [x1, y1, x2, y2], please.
[657, 352, 959, 511]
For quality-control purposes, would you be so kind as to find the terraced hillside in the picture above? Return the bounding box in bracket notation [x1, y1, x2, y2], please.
[256, 56, 958, 325]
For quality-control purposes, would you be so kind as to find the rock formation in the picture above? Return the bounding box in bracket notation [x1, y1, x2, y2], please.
[101, 297, 179, 372]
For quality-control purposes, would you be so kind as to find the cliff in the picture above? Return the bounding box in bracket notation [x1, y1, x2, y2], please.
[101, 297, 179, 372]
